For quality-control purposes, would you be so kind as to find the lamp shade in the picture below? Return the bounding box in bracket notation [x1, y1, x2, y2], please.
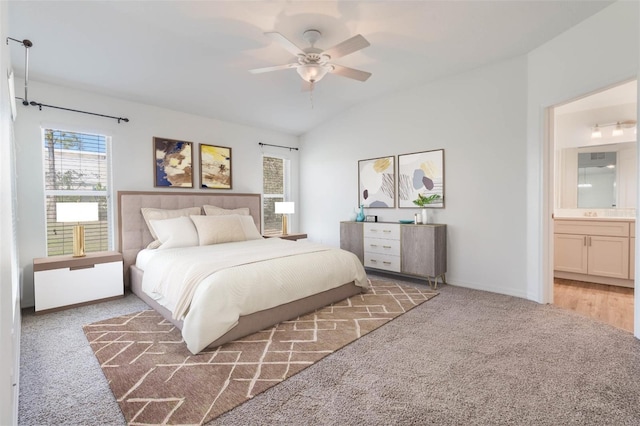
[56, 202, 99, 223]
[274, 202, 295, 214]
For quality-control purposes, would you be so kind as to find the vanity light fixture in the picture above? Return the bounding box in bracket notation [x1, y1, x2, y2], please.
[590, 120, 637, 138]
[611, 122, 624, 137]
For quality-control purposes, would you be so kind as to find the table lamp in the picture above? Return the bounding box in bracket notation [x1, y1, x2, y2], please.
[56, 202, 99, 257]
[274, 202, 295, 235]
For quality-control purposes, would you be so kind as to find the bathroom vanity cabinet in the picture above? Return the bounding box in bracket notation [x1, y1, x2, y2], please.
[554, 218, 635, 288]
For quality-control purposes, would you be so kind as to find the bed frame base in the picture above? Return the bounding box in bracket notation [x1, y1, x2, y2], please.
[130, 265, 363, 349]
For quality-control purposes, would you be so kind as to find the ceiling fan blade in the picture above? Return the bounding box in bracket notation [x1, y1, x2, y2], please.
[329, 64, 372, 82]
[249, 63, 298, 74]
[322, 34, 370, 59]
[265, 32, 305, 56]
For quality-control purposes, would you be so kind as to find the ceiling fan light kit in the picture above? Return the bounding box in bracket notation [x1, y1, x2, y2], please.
[250, 28, 371, 87]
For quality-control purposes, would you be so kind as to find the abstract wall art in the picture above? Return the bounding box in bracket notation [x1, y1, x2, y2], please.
[200, 144, 232, 189]
[153, 137, 193, 188]
[398, 149, 445, 208]
[358, 155, 395, 208]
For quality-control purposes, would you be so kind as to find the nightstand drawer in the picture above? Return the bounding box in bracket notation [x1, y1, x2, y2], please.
[364, 253, 401, 272]
[364, 237, 401, 256]
[34, 260, 123, 312]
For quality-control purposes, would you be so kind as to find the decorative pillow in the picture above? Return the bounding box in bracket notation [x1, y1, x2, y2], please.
[141, 206, 201, 248]
[148, 216, 199, 249]
[190, 214, 262, 246]
[203, 205, 250, 216]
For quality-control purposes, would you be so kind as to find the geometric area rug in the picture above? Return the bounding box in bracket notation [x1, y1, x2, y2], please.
[83, 280, 438, 425]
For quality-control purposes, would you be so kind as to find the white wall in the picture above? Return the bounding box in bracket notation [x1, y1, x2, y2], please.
[0, 1, 21, 423]
[526, 1, 639, 306]
[14, 81, 299, 308]
[299, 56, 529, 298]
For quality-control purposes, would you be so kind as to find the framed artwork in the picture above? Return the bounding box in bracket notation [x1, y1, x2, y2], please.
[153, 137, 193, 188]
[398, 149, 445, 208]
[200, 144, 232, 189]
[358, 155, 395, 208]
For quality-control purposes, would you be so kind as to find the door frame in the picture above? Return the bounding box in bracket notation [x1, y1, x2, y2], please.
[542, 79, 639, 339]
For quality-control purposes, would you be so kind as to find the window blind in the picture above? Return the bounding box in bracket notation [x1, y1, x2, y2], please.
[43, 129, 111, 256]
[262, 156, 286, 234]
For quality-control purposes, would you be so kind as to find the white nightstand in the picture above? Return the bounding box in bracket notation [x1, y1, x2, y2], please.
[33, 251, 124, 313]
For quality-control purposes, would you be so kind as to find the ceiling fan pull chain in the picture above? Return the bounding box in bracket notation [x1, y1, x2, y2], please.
[310, 82, 315, 109]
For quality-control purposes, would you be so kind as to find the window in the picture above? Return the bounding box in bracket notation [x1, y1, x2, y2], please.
[262, 155, 289, 234]
[43, 128, 112, 256]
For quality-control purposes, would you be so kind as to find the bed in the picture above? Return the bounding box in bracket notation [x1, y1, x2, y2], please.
[118, 191, 367, 354]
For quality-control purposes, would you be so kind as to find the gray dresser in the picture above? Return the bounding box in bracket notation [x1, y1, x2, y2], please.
[340, 221, 447, 288]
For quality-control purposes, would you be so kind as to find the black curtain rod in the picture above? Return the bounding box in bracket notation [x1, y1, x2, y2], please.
[258, 142, 298, 151]
[21, 98, 130, 123]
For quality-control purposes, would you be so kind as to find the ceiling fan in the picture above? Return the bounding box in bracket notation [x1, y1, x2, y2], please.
[249, 29, 372, 87]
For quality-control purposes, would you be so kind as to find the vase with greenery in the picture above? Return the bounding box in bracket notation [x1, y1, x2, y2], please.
[413, 193, 441, 224]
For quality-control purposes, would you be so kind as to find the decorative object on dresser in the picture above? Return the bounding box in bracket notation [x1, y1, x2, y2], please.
[153, 137, 193, 188]
[199, 144, 232, 189]
[358, 155, 395, 208]
[413, 193, 442, 224]
[554, 219, 635, 288]
[33, 251, 124, 313]
[274, 201, 295, 235]
[55, 202, 99, 257]
[340, 221, 447, 289]
[398, 149, 444, 208]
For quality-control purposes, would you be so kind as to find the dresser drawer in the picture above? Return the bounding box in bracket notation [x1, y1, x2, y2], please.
[364, 223, 400, 240]
[364, 253, 401, 272]
[364, 237, 401, 256]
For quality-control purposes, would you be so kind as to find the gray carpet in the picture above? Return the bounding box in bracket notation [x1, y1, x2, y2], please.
[19, 274, 640, 425]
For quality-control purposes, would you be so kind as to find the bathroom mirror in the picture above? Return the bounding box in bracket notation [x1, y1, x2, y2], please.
[577, 151, 617, 208]
[557, 142, 637, 210]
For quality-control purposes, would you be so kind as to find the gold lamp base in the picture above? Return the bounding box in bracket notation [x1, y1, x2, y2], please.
[281, 215, 288, 236]
[72, 224, 86, 257]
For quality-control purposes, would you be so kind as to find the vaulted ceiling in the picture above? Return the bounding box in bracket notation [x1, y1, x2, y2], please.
[8, 1, 613, 135]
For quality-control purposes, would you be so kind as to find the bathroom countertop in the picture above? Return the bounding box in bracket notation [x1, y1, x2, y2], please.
[554, 216, 635, 222]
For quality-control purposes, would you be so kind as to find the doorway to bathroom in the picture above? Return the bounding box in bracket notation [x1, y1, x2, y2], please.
[551, 79, 637, 332]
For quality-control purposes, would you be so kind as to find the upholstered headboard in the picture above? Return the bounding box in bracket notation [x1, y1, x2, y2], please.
[117, 191, 262, 285]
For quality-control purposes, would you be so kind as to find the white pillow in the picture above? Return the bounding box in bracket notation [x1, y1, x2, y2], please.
[148, 216, 199, 249]
[203, 205, 250, 216]
[141, 206, 201, 248]
[190, 214, 262, 246]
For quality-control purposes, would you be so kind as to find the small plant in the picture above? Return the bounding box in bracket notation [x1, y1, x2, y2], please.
[413, 193, 441, 207]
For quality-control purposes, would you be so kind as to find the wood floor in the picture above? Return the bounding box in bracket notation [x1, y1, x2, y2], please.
[554, 278, 634, 333]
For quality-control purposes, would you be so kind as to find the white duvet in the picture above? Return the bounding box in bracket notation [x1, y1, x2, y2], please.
[140, 238, 367, 353]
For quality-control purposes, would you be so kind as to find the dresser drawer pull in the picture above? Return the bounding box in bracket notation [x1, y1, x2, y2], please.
[383, 245, 392, 249]
[70, 264, 95, 271]
[369, 259, 377, 262]
[383, 261, 392, 265]
[369, 244, 378, 247]
[383, 230, 391, 233]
